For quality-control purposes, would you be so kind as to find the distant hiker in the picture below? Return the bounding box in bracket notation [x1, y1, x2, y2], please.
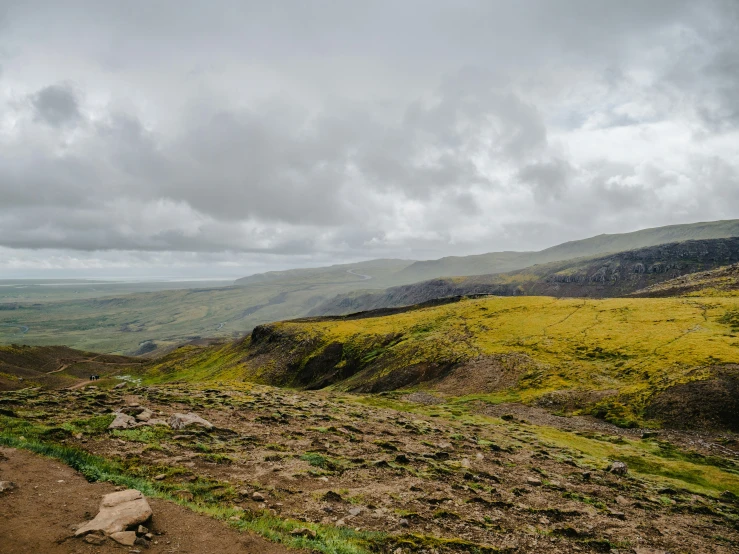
[89, 375, 93, 381]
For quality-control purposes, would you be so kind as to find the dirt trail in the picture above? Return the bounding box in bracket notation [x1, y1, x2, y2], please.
[0, 447, 301, 554]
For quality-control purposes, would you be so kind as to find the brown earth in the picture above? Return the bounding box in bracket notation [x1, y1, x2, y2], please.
[0, 447, 300, 554]
[434, 354, 543, 396]
[3, 383, 739, 553]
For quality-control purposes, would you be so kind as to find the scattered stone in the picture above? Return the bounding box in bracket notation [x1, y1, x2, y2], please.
[168, 412, 213, 430]
[113, 382, 127, 389]
[641, 431, 660, 439]
[110, 531, 137, 546]
[137, 525, 149, 535]
[348, 507, 362, 517]
[526, 477, 542, 486]
[135, 409, 153, 422]
[290, 527, 317, 539]
[0, 481, 16, 493]
[607, 461, 628, 476]
[121, 406, 145, 416]
[322, 490, 343, 502]
[75, 489, 153, 537]
[153, 474, 166, 481]
[582, 471, 591, 481]
[172, 490, 194, 501]
[108, 412, 136, 430]
[608, 509, 626, 520]
[134, 536, 150, 548]
[252, 491, 265, 501]
[399, 518, 409, 527]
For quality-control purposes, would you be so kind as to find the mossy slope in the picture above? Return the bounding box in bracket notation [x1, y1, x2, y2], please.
[144, 296, 739, 429]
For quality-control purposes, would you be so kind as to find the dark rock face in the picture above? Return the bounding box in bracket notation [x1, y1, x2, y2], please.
[309, 238, 739, 315]
[645, 367, 739, 431]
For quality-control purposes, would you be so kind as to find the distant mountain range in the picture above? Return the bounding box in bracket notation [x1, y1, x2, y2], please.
[235, 219, 739, 287]
[308, 237, 739, 315]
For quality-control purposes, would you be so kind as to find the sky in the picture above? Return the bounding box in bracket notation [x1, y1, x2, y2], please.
[1, 1, 738, 279]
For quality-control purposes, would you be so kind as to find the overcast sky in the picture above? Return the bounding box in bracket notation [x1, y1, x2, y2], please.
[1, 1, 738, 279]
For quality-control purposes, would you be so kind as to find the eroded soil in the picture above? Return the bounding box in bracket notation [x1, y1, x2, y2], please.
[2, 383, 739, 553]
[0, 447, 300, 554]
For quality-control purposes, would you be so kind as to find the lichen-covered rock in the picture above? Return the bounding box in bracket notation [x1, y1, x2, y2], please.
[608, 461, 628, 475]
[75, 489, 152, 537]
[168, 412, 213, 430]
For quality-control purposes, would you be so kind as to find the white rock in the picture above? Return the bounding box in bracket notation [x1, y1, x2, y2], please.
[168, 412, 213, 430]
[75, 489, 152, 537]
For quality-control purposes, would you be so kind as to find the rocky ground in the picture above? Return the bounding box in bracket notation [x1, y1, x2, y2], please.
[0, 447, 298, 554]
[1, 383, 738, 553]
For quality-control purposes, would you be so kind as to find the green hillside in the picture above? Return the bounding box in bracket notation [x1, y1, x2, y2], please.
[145, 295, 739, 430]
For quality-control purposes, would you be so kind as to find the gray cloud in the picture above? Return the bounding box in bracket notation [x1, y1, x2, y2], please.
[30, 84, 81, 127]
[0, 1, 737, 276]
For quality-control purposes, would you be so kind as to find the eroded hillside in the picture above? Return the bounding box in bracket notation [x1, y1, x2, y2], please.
[145, 295, 739, 431]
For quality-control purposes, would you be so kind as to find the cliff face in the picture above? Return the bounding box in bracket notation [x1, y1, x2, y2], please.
[310, 238, 739, 315]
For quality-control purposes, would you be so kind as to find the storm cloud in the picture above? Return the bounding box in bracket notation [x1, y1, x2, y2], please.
[0, 0, 738, 277]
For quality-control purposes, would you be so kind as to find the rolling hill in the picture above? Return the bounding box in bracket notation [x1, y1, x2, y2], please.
[144, 294, 739, 431]
[393, 218, 739, 282]
[309, 237, 739, 315]
[4, 220, 739, 355]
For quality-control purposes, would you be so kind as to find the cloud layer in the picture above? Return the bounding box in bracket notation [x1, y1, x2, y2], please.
[1, 1, 738, 276]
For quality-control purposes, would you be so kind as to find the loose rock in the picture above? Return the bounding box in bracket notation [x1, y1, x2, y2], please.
[0, 481, 16, 493]
[607, 461, 628, 476]
[168, 412, 213, 430]
[110, 531, 137, 546]
[75, 489, 152, 537]
[108, 412, 137, 430]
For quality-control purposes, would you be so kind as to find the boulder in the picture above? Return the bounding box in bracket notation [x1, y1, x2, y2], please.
[108, 412, 136, 430]
[168, 412, 213, 430]
[75, 489, 152, 537]
[607, 461, 628, 476]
